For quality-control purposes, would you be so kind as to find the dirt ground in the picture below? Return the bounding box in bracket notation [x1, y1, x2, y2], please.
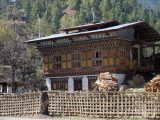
[0, 115, 143, 120]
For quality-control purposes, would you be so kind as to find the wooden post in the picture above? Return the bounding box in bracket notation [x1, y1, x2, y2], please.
[153, 45, 155, 71]
[140, 43, 143, 71]
[40, 92, 49, 115]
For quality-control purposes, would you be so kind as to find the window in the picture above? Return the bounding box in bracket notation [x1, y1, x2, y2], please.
[93, 50, 102, 66]
[51, 78, 68, 90]
[72, 53, 81, 68]
[108, 48, 115, 66]
[103, 49, 108, 66]
[82, 51, 92, 68]
[44, 55, 53, 71]
[62, 53, 71, 69]
[119, 49, 127, 67]
[53, 55, 61, 69]
[116, 49, 120, 65]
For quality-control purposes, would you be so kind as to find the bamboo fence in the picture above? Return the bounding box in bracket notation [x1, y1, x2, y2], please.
[48, 91, 160, 119]
[1, 91, 160, 119]
[0, 92, 41, 116]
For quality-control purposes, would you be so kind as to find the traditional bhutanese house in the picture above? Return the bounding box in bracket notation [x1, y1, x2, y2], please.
[25, 20, 160, 91]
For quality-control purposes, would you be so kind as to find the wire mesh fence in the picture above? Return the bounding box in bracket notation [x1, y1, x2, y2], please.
[0, 92, 41, 116]
[48, 91, 160, 119]
[1, 91, 160, 119]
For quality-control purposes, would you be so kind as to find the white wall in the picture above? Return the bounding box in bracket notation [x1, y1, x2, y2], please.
[82, 76, 88, 91]
[68, 77, 74, 91]
[47, 74, 126, 91]
[112, 73, 126, 85]
[46, 77, 51, 91]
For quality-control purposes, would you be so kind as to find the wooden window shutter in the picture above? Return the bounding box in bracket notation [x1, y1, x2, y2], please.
[103, 49, 108, 57]
[127, 51, 130, 59]
[82, 52, 86, 60]
[65, 83, 68, 89]
[87, 51, 91, 59]
[62, 62, 66, 69]
[87, 60, 92, 67]
[82, 60, 86, 67]
[109, 49, 113, 57]
[44, 56, 48, 63]
[103, 58, 108, 66]
[53, 83, 56, 89]
[116, 58, 120, 65]
[44, 64, 48, 71]
[67, 54, 71, 61]
[62, 54, 66, 61]
[67, 62, 71, 68]
[49, 63, 53, 70]
[109, 58, 114, 65]
[116, 49, 119, 57]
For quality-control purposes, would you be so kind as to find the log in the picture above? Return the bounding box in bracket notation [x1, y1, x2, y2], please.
[144, 75, 160, 92]
[95, 72, 119, 91]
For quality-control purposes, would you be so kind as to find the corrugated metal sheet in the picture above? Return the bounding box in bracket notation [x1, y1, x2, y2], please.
[25, 21, 145, 43]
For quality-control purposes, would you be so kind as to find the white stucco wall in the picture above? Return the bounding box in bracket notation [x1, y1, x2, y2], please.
[82, 76, 88, 91]
[68, 77, 74, 91]
[46, 77, 51, 91]
[112, 73, 126, 85]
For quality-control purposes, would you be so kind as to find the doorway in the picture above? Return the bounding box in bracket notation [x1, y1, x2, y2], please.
[155, 58, 160, 71]
[74, 78, 82, 91]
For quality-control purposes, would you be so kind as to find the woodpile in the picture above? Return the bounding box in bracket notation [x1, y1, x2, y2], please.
[95, 72, 119, 91]
[144, 75, 160, 92]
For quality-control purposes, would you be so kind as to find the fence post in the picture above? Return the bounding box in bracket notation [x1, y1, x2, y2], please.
[40, 91, 49, 115]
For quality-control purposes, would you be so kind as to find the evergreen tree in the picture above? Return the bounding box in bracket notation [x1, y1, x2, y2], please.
[70, 0, 81, 10]
[51, 0, 62, 33]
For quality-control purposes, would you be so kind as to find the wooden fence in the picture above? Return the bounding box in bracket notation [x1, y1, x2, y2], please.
[48, 91, 160, 119]
[0, 92, 41, 116]
[1, 91, 160, 119]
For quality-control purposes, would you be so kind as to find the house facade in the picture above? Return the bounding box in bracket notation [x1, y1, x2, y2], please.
[26, 20, 160, 91]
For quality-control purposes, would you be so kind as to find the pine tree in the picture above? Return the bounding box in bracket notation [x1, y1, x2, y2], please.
[99, 0, 112, 21]
[70, 0, 81, 10]
[51, 0, 62, 33]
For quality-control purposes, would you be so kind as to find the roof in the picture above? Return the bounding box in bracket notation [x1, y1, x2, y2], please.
[60, 20, 120, 33]
[25, 21, 160, 43]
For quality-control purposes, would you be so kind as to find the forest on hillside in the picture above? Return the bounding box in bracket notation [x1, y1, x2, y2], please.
[0, 0, 160, 38]
[138, 0, 160, 10]
[0, 0, 159, 92]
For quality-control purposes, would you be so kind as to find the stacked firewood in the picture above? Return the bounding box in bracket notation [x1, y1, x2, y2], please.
[95, 72, 119, 91]
[144, 75, 160, 92]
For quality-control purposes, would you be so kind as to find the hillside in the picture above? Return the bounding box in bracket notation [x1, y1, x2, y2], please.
[0, 0, 159, 38]
[138, 0, 160, 10]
